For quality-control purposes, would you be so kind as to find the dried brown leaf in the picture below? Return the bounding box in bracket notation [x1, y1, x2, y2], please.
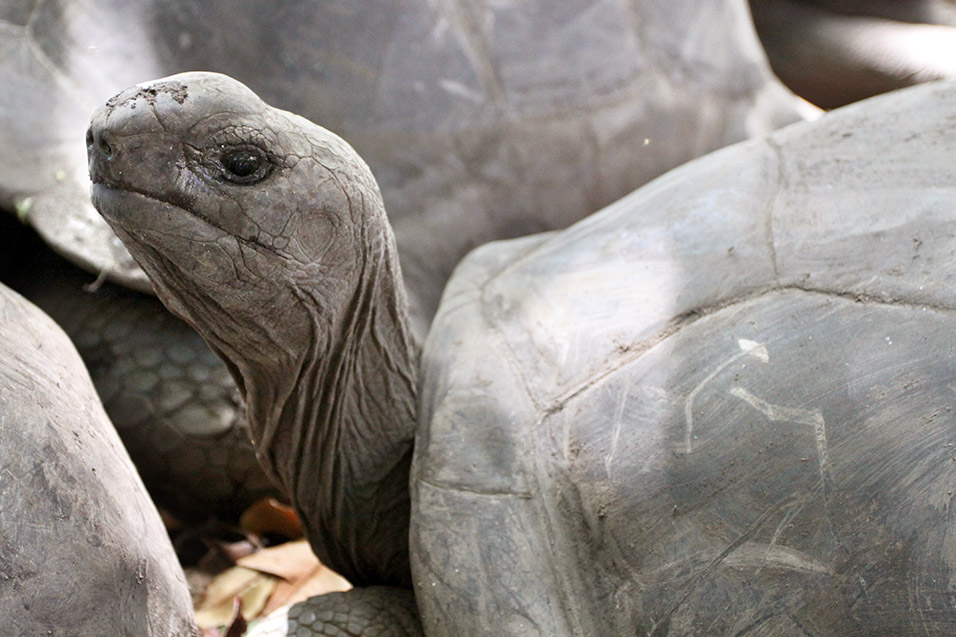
[239, 498, 302, 539]
[212, 538, 259, 564]
[224, 597, 248, 637]
[262, 562, 352, 615]
[194, 566, 277, 629]
[236, 539, 320, 582]
[235, 540, 351, 618]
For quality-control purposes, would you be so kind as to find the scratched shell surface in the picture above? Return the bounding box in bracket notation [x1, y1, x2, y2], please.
[414, 81, 956, 634]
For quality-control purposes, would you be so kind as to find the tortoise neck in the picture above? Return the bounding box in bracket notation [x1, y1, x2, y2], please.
[241, 230, 419, 588]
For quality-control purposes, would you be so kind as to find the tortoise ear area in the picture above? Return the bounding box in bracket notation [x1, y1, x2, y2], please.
[289, 206, 348, 266]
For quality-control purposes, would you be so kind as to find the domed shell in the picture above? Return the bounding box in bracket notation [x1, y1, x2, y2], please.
[414, 81, 956, 634]
[1, 0, 805, 297]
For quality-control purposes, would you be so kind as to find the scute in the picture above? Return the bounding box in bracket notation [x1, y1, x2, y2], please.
[416, 80, 956, 634]
[436, 82, 956, 411]
[2, 0, 815, 519]
[543, 291, 956, 633]
[2, 0, 804, 290]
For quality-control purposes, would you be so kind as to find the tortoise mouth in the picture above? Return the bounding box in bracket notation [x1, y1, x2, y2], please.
[89, 171, 126, 193]
[90, 182, 174, 223]
[90, 182, 231, 242]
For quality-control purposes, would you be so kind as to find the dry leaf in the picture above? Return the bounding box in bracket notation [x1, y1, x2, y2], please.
[194, 566, 277, 628]
[224, 597, 248, 637]
[236, 539, 351, 617]
[263, 562, 351, 615]
[239, 498, 303, 539]
[210, 538, 259, 565]
[159, 507, 183, 532]
[237, 539, 319, 581]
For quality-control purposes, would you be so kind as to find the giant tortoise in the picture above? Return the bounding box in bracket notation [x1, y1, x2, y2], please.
[0, 282, 194, 635]
[88, 71, 956, 634]
[1, 0, 811, 517]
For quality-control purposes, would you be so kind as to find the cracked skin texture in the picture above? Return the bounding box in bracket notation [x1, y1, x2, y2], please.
[89, 74, 420, 597]
[250, 588, 422, 637]
[89, 72, 956, 635]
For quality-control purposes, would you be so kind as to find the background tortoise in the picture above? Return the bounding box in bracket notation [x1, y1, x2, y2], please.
[89, 73, 956, 634]
[0, 283, 194, 635]
[1, 0, 810, 517]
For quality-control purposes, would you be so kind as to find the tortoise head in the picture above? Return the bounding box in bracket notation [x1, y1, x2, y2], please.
[89, 72, 417, 587]
[87, 71, 395, 382]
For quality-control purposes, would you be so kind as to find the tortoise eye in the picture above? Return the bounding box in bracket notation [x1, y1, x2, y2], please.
[219, 146, 271, 184]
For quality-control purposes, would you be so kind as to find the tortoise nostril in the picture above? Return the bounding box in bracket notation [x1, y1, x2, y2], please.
[98, 135, 113, 158]
[88, 127, 114, 158]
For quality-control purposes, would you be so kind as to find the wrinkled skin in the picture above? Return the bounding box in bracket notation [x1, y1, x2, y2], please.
[751, 0, 956, 107]
[91, 72, 956, 635]
[89, 75, 418, 593]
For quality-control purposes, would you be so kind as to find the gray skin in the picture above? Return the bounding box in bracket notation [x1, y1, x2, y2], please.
[0, 283, 194, 635]
[89, 74, 419, 592]
[2, 0, 810, 517]
[90, 73, 956, 636]
[750, 0, 956, 108]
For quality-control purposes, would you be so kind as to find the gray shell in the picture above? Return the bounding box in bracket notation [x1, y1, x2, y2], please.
[0, 283, 193, 635]
[1, 0, 806, 312]
[0, 0, 809, 516]
[10, 252, 280, 516]
[415, 81, 956, 634]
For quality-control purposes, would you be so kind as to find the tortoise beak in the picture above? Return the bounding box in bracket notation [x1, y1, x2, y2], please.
[86, 123, 114, 187]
